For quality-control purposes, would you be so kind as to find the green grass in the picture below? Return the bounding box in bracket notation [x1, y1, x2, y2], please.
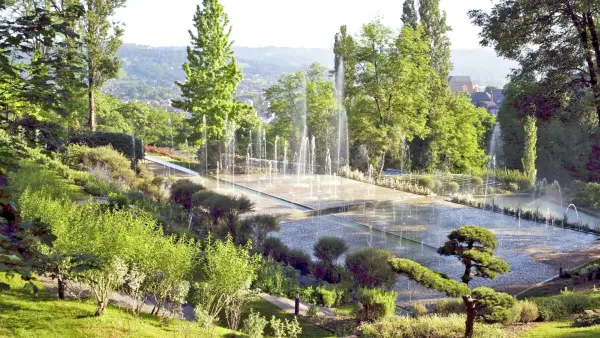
[520, 320, 600, 338]
[332, 304, 356, 316]
[238, 299, 335, 338]
[0, 275, 237, 338]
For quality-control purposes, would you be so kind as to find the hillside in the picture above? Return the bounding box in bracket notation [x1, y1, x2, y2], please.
[103, 44, 517, 110]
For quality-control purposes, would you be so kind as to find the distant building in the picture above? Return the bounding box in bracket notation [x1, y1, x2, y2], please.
[490, 89, 504, 106]
[471, 92, 499, 115]
[448, 76, 474, 93]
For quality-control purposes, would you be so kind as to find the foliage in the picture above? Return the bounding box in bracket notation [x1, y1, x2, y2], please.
[262, 237, 289, 262]
[489, 168, 532, 191]
[145, 144, 175, 157]
[433, 298, 465, 316]
[242, 309, 268, 338]
[533, 290, 600, 321]
[361, 314, 504, 338]
[521, 115, 537, 184]
[240, 215, 280, 250]
[269, 316, 302, 338]
[571, 181, 600, 209]
[418, 176, 435, 190]
[65, 145, 136, 184]
[172, 0, 256, 144]
[286, 249, 312, 275]
[313, 236, 348, 266]
[8, 163, 68, 201]
[573, 311, 600, 327]
[519, 299, 539, 323]
[345, 248, 397, 289]
[437, 225, 510, 285]
[388, 258, 470, 298]
[411, 303, 428, 318]
[192, 236, 260, 328]
[69, 132, 144, 161]
[356, 288, 397, 323]
[170, 179, 205, 210]
[253, 257, 299, 299]
[315, 282, 353, 308]
[447, 181, 460, 193]
[471, 287, 516, 324]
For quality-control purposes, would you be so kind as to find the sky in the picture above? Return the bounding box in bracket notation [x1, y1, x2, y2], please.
[114, 0, 493, 50]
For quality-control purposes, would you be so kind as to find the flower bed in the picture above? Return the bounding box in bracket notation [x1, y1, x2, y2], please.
[339, 166, 433, 196]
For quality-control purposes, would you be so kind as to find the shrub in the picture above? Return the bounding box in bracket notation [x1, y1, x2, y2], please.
[262, 237, 289, 262]
[357, 288, 397, 323]
[242, 309, 268, 338]
[519, 300, 539, 323]
[311, 261, 346, 284]
[65, 145, 136, 184]
[507, 182, 519, 192]
[534, 290, 600, 321]
[8, 162, 68, 200]
[108, 192, 130, 210]
[169, 179, 205, 210]
[535, 297, 568, 321]
[83, 174, 117, 196]
[433, 298, 465, 316]
[313, 236, 348, 265]
[417, 176, 435, 189]
[316, 286, 336, 307]
[361, 314, 504, 338]
[573, 311, 600, 327]
[411, 303, 427, 318]
[345, 248, 397, 289]
[253, 258, 299, 298]
[269, 316, 302, 338]
[448, 181, 460, 193]
[286, 249, 312, 275]
[69, 131, 144, 161]
[471, 176, 484, 186]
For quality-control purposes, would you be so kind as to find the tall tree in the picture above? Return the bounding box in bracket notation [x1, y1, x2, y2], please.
[401, 0, 418, 29]
[418, 0, 452, 80]
[521, 115, 537, 183]
[469, 0, 600, 129]
[172, 0, 249, 145]
[81, 0, 125, 131]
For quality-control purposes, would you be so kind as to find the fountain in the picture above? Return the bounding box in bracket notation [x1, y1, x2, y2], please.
[274, 135, 279, 175]
[203, 115, 208, 175]
[283, 139, 288, 177]
[565, 204, 580, 224]
[334, 58, 350, 173]
[552, 180, 563, 208]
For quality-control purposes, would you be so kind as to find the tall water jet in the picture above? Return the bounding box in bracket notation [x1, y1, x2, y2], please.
[311, 135, 315, 175]
[283, 139, 288, 177]
[274, 135, 279, 175]
[334, 57, 350, 173]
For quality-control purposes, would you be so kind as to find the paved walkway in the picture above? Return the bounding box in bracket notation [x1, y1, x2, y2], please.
[259, 292, 335, 317]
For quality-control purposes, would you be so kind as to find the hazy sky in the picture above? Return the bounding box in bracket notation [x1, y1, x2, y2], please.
[115, 0, 492, 49]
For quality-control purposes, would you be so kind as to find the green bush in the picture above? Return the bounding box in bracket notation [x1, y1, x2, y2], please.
[491, 169, 532, 191]
[507, 182, 519, 192]
[471, 176, 484, 186]
[269, 316, 302, 338]
[534, 290, 600, 321]
[361, 314, 504, 338]
[448, 181, 460, 193]
[84, 176, 117, 196]
[311, 261, 347, 284]
[571, 181, 600, 209]
[433, 298, 465, 316]
[286, 249, 312, 275]
[519, 300, 539, 323]
[8, 162, 68, 200]
[263, 237, 289, 262]
[169, 179, 205, 210]
[243, 309, 268, 338]
[253, 257, 299, 298]
[357, 288, 397, 323]
[417, 176, 435, 189]
[345, 248, 397, 289]
[316, 286, 336, 307]
[69, 131, 144, 161]
[108, 192, 130, 210]
[65, 145, 136, 184]
[313, 236, 348, 265]
[411, 303, 427, 318]
[472, 287, 516, 324]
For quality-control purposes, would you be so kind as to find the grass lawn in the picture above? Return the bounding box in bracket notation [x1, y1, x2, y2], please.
[332, 304, 356, 317]
[520, 320, 600, 338]
[0, 275, 237, 338]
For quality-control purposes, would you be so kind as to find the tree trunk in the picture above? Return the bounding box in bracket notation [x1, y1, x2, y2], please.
[585, 12, 600, 126]
[57, 277, 66, 300]
[463, 296, 475, 338]
[95, 299, 107, 316]
[88, 86, 95, 131]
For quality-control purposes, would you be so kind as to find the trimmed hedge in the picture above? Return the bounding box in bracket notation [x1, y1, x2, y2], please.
[69, 132, 144, 161]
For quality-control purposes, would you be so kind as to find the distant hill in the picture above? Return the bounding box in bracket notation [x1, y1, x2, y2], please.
[103, 44, 517, 108]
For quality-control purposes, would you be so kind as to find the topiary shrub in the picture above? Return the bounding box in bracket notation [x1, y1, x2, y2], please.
[170, 179, 205, 210]
[433, 298, 465, 316]
[448, 181, 460, 193]
[345, 248, 397, 289]
[472, 287, 516, 324]
[471, 176, 484, 186]
[313, 236, 348, 265]
[357, 288, 397, 323]
[417, 176, 435, 189]
[286, 249, 312, 275]
[69, 131, 144, 161]
[519, 300, 539, 323]
[263, 237, 289, 262]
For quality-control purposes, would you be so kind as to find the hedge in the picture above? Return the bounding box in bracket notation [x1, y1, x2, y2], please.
[69, 132, 144, 160]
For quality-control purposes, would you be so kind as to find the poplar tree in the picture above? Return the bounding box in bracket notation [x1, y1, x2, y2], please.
[418, 0, 452, 80]
[401, 0, 418, 29]
[172, 0, 244, 144]
[81, 0, 125, 131]
[521, 115, 537, 184]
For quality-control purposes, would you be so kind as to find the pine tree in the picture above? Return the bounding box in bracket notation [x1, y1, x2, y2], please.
[401, 0, 418, 29]
[172, 0, 244, 144]
[81, 0, 125, 131]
